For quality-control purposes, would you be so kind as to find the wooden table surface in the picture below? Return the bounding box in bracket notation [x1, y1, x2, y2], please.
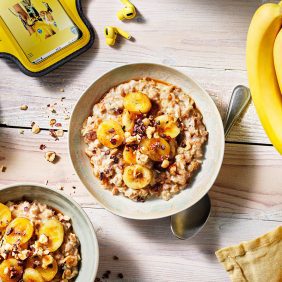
[1, 0, 282, 281]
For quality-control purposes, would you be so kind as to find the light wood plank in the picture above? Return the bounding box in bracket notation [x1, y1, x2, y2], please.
[0, 63, 270, 144]
[0, 128, 281, 221]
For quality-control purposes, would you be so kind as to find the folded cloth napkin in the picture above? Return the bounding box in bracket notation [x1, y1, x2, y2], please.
[215, 226, 282, 282]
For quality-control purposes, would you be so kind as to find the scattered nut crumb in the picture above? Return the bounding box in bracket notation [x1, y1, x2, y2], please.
[161, 159, 170, 169]
[56, 129, 64, 137]
[19, 129, 24, 134]
[64, 115, 70, 120]
[113, 255, 119, 261]
[45, 151, 56, 163]
[60, 88, 65, 92]
[117, 273, 124, 279]
[31, 123, 41, 134]
[1, 165, 6, 172]
[58, 185, 64, 191]
[50, 119, 56, 127]
[20, 105, 28, 110]
[40, 144, 46, 150]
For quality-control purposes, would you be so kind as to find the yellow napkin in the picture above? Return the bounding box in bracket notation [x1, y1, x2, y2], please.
[215, 226, 282, 282]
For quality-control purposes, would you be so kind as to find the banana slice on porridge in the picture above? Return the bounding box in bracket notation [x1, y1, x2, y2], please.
[123, 146, 137, 164]
[97, 119, 125, 148]
[39, 219, 64, 252]
[123, 165, 152, 189]
[0, 259, 24, 282]
[124, 92, 152, 114]
[0, 203, 11, 228]
[155, 115, 180, 138]
[140, 137, 171, 162]
[5, 218, 34, 245]
[26, 255, 58, 281]
[23, 268, 44, 282]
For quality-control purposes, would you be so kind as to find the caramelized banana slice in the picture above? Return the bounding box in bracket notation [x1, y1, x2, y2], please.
[155, 115, 180, 138]
[26, 255, 58, 282]
[23, 268, 44, 282]
[39, 219, 64, 252]
[5, 218, 34, 245]
[0, 203, 11, 228]
[124, 92, 152, 114]
[123, 165, 152, 189]
[123, 146, 137, 164]
[140, 137, 170, 162]
[97, 120, 125, 148]
[0, 259, 23, 282]
[122, 109, 135, 132]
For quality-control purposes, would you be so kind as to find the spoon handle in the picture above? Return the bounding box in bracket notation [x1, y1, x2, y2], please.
[224, 85, 251, 137]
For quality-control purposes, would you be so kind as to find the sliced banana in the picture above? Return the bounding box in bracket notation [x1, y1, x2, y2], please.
[0, 259, 23, 282]
[122, 109, 135, 132]
[26, 255, 58, 282]
[23, 268, 44, 282]
[123, 146, 137, 164]
[5, 218, 34, 245]
[97, 120, 125, 148]
[155, 115, 180, 138]
[124, 92, 152, 114]
[123, 164, 152, 189]
[0, 203, 11, 228]
[39, 219, 64, 252]
[140, 137, 170, 162]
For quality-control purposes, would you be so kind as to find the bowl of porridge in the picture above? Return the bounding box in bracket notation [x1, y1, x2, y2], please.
[0, 184, 99, 281]
[69, 63, 224, 219]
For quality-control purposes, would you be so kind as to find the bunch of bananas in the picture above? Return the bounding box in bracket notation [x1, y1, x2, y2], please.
[246, 1, 282, 154]
[0, 203, 64, 282]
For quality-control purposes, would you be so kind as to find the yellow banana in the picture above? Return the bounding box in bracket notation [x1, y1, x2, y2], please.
[274, 28, 282, 93]
[246, 2, 282, 154]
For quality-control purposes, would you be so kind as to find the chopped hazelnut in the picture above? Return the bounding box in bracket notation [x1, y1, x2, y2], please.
[20, 105, 28, 110]
[45, 151, 56, 163]
[31, 123, 41, 134]
[42, 254, 54, 269]
[142, 118, 150, 126]
[56, 129, 64, 137]
[39, 234, 48, 244]
[50, 119, 56, 127]
[146, 126, 155, 139]
[161, 159, 170, 168]
[1, 165, 6, 172]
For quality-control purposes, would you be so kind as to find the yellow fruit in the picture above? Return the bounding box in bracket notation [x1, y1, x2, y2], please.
[5, 218, 34, 245]
[123, 165, 152, 189]
[122, 109, 135, 132]
[0, 259, 23, 282]
[39, 219, 64, 252]
[97, 120, 125, 148]
[0, 203, 11, 228]
[26, 255, 58, 282]
[23, 268, 44, 282]
[246, 2, 282, 154]
[169, 139, 178, 158]
[124, 92, 152, 114]
[155, 115, 180, 138]
[274, 27, 282, 93]
[123, 146, 137, 164]
[140, 138, 170, 162]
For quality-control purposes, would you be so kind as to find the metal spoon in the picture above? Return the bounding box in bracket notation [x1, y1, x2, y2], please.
[170, 85, 251, 240]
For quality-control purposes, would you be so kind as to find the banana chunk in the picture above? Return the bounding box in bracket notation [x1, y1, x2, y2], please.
[97, 120, 125, 148]
[124, 92, 152, 114]
[5, 218, 34, 245]
[0, 259, 23, 282]
[23, 268, 44, 282]
[155, 115, 180, 138]
[122, 109, 135, 133]
[39, 219, 64, 252]
[140, 137, 170, 162]
[26, 255, 58, 281]
[0, 203, 11, 228]
[123, 165, 152, 189]
[123, 146, 137, 164]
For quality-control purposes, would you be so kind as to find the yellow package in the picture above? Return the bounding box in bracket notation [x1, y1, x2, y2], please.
[0, 0, 94, 76]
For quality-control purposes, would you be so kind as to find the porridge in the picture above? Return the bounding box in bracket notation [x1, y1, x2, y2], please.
[81, 78, 208, 202]
[0, 201, 80, 281]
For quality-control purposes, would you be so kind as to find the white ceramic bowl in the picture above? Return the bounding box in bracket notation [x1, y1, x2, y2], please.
[69, 63, 225, 220]
[0, 184, 99, 281]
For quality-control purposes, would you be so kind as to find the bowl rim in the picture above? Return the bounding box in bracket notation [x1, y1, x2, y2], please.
[0, 183, 99, 281]
[68, 63, 225, 220]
